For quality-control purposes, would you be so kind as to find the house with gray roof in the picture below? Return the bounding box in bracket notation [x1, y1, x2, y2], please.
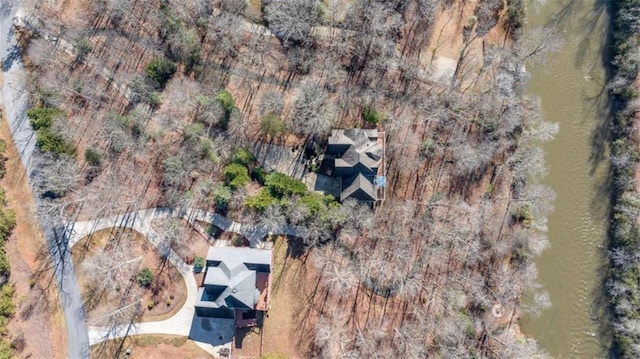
[326, 129, 384, 202]
[195, 247, 272, 328]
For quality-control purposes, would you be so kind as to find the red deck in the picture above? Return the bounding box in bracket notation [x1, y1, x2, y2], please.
[255, 272, 270, 311]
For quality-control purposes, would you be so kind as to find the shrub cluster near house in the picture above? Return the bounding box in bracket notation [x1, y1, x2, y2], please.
[222, 148, 343, 246]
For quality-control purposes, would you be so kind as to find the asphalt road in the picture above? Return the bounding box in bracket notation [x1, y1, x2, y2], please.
[0, 2, 90, 357]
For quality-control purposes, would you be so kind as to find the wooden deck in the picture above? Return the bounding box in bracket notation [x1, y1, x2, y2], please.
[255, 272, 270, 311]
[234, 308, 258, 327]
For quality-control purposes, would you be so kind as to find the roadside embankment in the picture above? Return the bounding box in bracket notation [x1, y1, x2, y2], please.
[1, 2, 87, 357]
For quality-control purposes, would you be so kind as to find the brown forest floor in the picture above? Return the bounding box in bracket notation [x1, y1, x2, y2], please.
[21, 0, 539, 356]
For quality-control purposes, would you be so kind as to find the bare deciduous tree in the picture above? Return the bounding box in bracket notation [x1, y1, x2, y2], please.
[81, 235, 141, 302]
[259, 90, 285, 117]
[291, 83, 334, 136]
[37, 154, 81, 197]
[516, 26, 563, 66]
[258, 205, 286, 234]
[264, 0, 319, 45]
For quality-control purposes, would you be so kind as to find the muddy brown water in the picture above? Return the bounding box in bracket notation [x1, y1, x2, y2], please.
[519, 0, 612, 358]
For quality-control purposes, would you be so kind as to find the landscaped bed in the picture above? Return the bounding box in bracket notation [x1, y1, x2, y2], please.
[71, 228, 187, 325]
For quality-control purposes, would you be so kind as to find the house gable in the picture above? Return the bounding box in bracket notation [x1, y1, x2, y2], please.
[195, 247, 272, 320]
[327, 129, 382, 202]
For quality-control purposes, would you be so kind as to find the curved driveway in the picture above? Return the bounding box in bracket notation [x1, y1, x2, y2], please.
[70, 207, 301, 355]
[67, 207, 303, 249]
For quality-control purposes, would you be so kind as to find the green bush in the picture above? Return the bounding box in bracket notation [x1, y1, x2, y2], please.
[74, 37, 93, 62]
[506, 0, 525, 34]
[216, 90, 235, 112]
[182, 123, 205, 143]
[223, 163, 251, 188]
[199, 138, 216, 160]
[35, 129, 76, 156]
[0, 317, 7, 336]
[261, 114, 287, 137]
[511, 205, 532, 224]
[244, 188, 279, 211]
[84, 147, 102, 167]
[233, 147, 255, 166]
[251, 166, 268, 184]
[299, 192, 335, 215]
[362, 106, 383, 124]
[137, 268, 154, 288]
[421, 139, 436, 156]
[147, 301, 155, 310]
[145, 57, 177, 89]
[0, 286, 14, 317]
[265, 173, 307, 198]
[27, 108, 62, 130]
[148, 91, 162, 108]
[216, 90, 236, 128]
[28, 107, 75, 156]
[211, 183, 232, 211]
[193, 256, 205, 268]
[0, 340, 11, 359]
[232, 235, 245, 246]
[0, 208, 16, 242]
[0, 252, 9, 278]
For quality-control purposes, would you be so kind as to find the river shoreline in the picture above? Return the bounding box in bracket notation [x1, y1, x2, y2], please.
[605, 1, 640, 357]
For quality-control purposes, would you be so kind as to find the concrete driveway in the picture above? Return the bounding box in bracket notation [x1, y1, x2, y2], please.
[76, 207, 295, 356]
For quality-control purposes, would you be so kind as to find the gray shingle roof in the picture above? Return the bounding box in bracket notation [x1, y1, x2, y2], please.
[328, 129, 382, 201]
[341, 173, 377, 202]
[205, 247, 272, 268]
[196, 247, 272, 312]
